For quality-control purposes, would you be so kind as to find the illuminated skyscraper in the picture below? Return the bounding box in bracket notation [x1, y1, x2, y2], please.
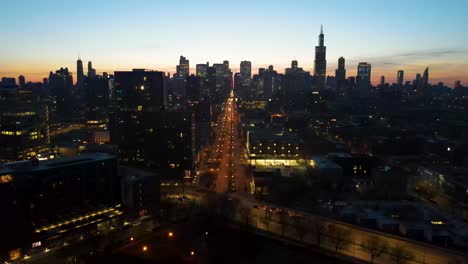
[335, 57, 346, 91]
[357, 62, 371, 97]
[314, 25, 326, 89]
[196, 62, 209, 78]
[240, 61, 252, 86]
[176, 55, 190, 77]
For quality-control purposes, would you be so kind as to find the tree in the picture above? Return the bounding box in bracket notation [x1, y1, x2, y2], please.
[262, 209, 273, 232]
[310, 217, 325, 247]
[389, 245, 415, 264]
[361, 235, 388, 264]
[291, 215, 307, 242]
[327, 224, 352, 253]
[238, 205, 251, 230]
[278, 213, 289, 237]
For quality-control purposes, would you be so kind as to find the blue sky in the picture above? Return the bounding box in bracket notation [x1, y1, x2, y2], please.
[1, 0, 467, 85]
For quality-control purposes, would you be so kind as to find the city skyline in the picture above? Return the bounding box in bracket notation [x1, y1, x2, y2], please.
[2, 0, 468, 86]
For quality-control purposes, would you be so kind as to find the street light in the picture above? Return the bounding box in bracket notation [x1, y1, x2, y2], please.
[142, 245, 148, 252]
[168, 231, 174, 238]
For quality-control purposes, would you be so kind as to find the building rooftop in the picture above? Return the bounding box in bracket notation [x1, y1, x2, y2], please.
[310, 156, 342, 169]
[0, 153, 115, 174]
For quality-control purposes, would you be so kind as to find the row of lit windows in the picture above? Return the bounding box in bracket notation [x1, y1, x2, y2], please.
[2, 111, 36, 117]
[252, 146, 300, 150]
[1, 130, 26, 136]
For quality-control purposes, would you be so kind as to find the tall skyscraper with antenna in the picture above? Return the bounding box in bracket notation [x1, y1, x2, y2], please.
[314, 25, 327, 90]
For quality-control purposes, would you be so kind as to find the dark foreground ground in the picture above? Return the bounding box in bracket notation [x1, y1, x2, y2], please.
[85, 226, 348, 264]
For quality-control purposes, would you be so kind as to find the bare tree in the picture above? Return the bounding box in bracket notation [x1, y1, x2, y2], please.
[278, 213, 289, 237]
[361, 235, 388, 264]
[291, 215, 307, 242]
[310, 217, 325, 247]
[327, 224, 352, 253]
[262, 209, 273, 232]
[389, 245, 415, 264]
[238, 205, 250, 229]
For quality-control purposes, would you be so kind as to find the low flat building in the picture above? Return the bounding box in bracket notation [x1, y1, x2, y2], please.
[246, 128, 304, 167]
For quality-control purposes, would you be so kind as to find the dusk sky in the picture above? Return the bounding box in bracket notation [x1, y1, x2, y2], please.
[2, 0, 468, 86]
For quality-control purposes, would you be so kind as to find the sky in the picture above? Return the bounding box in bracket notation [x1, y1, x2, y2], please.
[1, 0, 468, 86]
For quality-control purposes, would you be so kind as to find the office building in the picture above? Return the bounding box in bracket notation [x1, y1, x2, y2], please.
[176, 55, 189, 77]
[283, 61, 311, 110]
[48, 67, 74, 121]
[0, 89, 49, 162]
[357, 62, 371, 97]
[240, 61, 252, 86]
[196, 62, 209, 78]
[246, 128, 303, 167]
[0, 154, 122, 259]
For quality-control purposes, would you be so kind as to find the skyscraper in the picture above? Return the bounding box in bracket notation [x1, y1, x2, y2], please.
[335, 57, 346, 91]
[421, 67, 429, 96]
[111, 69, 166, 164]
[77, 58, 84, 83]
[357, 62, 371, 97]
[88, 61, 96, 78]
[291, 60, 298, 69]
[380, 76, 385, 87]
[397, 70, 404, 87]
[48, 67, 74, 121]
[18, 75, 25, 87]
[176, 56, 190, 77]
[196, 62, 209, 78]
[314, 25, 326, 90]
[240, 61, 252, 86]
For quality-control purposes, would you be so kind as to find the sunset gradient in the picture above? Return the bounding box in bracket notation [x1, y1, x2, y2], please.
[2, 0, 467, 86]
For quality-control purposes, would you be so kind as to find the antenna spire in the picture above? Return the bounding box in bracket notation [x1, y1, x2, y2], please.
[320, 24, 323, 35]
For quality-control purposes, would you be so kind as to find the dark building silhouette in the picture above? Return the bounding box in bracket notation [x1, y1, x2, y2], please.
[18, 75, 25, 87]
[48, 67, 74, 121]
[335, 57, 346, 91]
[314, 25, 327, 90]
[0, 154, 121, 256]
[77, 58, 85, 84]
[1, 77, 16, 88]
[283, 60, 312, 110]
[397, 70, 404, 88]
[87, 61, 96, 78]
[110, 69, 192, 179]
